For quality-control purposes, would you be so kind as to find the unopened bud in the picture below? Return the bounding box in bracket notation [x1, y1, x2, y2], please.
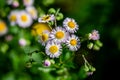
[87, 42, 93, 49]
[93, 44, 100, 51]
[48, 8, 56, 14]
[44, 59, 51, 67]
[56, 13, 63, 21]
[95, 40, 103, 47]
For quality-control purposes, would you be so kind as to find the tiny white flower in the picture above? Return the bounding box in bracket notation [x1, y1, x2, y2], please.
[89, 30, 100, 40]
[19, 38, 27, 46]
[23, 0, 34, 6]
[17, 10, 33, 28]
[63, 17, 79, 33]
[8, 10, 18, 26]
[50, 27, 69, 43]
[45, 41, 62, 58]
[38, 14, 55, 23]
[66, 35, 80, 51]
[0, 21, 8, 37]
[38, 31, 50, 46]
[26, 6, 37, 20]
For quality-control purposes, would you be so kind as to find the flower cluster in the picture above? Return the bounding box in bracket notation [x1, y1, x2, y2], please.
[8, 0, 37, 28]
[0, 0, 103, 78]
[37, 14, 81, 58]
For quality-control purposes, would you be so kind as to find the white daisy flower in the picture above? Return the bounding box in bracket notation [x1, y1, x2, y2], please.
[0, 21, 8, 37]
[23, 0, 34, 6]
[38, 14, 55, 23]
[8, 10, 18, 26]
[63, 17, 79, 33]
[17, 10, 33, 28]
[50, 27, 69, 43]
[66, 35, 80, 51]
[38, 31, 50, 46]
[26, 6, 37, 20]
[45, 41, 62, 58]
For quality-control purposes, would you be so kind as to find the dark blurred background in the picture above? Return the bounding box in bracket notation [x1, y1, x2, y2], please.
[53, 0, 120, 80]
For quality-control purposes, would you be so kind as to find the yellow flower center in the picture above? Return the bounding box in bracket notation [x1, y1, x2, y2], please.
[41, 33, 48, 42]
[68, 21, 75, 29]
[70, 39, 77, 46]
[10, 15, 17, 21]
[42, 15, 50, 21]
[0, 22, 6, 32]
[49, 45, 58, 54]
[21, 14, 28, 22]
[32, 23, 52, 36]
[55, 31, 64, 39]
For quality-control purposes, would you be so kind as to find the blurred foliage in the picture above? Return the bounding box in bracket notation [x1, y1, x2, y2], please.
[0, 0, 120, 80]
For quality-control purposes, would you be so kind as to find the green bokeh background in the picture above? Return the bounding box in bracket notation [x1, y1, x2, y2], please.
[0, 0, 120, 80]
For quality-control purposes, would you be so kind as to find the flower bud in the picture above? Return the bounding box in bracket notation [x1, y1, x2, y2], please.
[56, 13, 63, 21]
[48, 8, 56, 14]
[19, 38, 27, 46]
[87, 42, 93, 49]
[44, 59, 51, 67]
[95, 40, 103, 47]
[93, 44, 100, 51]
[83, 65, 89, 72]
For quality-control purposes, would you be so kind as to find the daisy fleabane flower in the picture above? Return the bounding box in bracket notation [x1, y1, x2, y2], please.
[66, 35, 80, 51]
[0, 21, 8, 36]
[45, 41, 62, 58]
[17, 10, 33, 28]
[8, 10, 18, 26]
[38, 31, 50, 46]
[89, 30, 100, 40]
[50, 27, 69, 43]
[38, 14, 55, 23]
[26, 6, 37, 20]
[23, 0, 34, 6]
[63, 17, 79, 33]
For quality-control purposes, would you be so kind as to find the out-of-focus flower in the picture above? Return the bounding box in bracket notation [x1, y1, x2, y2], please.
[17, 10, 33, 28]
[26, 6, 37, 20]
[23, 0, 34, 6]
[45, 41, 62, 58]
[66, 35, 80, 51]
[31, 23, 52, 36]
[8, 10, 18, 26]
[43, 59, 51, 67]
[12, 0, 19, 8]
[38, 14, 55, 23]
[50, 27, 69, 43]
[5, 35, 13, 41]
[6, 0, 13, 5]
[0, 21, 8, 36]
[88, 30, 100, 40]
[63, 17, 78, 33]
[19, 38, 27, 46]
[38, 31, 50, 46]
